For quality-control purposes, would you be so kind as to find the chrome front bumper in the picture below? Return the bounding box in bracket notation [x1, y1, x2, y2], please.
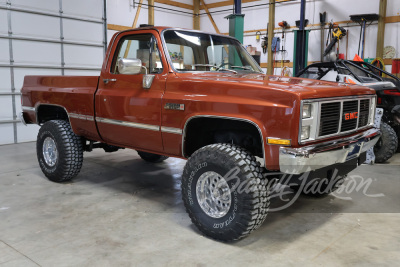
[279, 128, 381, 175]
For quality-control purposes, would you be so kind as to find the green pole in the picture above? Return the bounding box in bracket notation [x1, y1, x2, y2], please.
[225, 14, 245, 66]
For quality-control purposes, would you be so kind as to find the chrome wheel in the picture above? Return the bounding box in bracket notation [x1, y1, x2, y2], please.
[196, 171, 231, 218]
[42, 137, 58, 167]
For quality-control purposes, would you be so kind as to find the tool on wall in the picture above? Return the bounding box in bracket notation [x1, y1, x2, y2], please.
[278, 21, 289, 51]
[261, 23, 268, 54]
[319, 12, 326, 62]
[325, 21, 338, 48]
[278, 21, 289, 73]
[293, 0, 309, 76]
[350, 14, 379, 59]
[323, 26, 347, 60]
[345, 29, 349, 60]
[271, 37, 280, 52]
[256, 31, 261, 42]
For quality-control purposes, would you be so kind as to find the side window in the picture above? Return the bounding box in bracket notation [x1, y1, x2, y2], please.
[111, 34, 163, 74]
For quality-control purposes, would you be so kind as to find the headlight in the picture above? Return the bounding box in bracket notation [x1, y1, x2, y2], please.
[301, 126, 310, 140]
[299, 101, 318, 143]
[302, 104, 312, 119]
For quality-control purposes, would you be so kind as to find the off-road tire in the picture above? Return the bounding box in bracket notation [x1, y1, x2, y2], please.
[37, 120, 83, 182]
[374, 122, 398, 163]
[137, 151, 169, 163]
[181, 143, 269, 241]
[290, 175, 346, 197]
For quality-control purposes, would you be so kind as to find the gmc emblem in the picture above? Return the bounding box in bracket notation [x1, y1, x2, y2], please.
[345, 112, 358, 120]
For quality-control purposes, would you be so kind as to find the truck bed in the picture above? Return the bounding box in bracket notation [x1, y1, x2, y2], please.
[21, 75, 101, 140]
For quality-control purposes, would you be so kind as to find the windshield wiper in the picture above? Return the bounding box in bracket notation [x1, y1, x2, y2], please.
[232, 66, 263, 73]
[192, 64, 238, 74]
[231, 66, 251, 70]
[217, 68, 238, 74]
[192, 64, 215, 69]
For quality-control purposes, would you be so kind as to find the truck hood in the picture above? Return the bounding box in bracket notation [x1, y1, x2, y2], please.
[175, 72, 376, 99]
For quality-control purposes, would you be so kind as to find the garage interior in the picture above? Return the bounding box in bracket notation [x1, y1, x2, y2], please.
[1, 0, 400, 265]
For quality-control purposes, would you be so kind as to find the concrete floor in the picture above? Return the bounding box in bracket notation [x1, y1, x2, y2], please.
[0, 142, 399, 266]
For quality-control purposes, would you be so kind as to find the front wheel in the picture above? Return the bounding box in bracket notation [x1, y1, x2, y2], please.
[181, 144, 269, 241]
[37, 120, 83, 182]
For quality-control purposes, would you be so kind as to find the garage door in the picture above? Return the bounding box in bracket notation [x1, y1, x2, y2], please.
[0, 0, 107, 145]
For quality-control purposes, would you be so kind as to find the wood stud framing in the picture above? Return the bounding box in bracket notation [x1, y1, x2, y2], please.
[149, 0, 155, 25]
[193, 0, 200, 30]
[200, 0, 221, 34]
[376, 0, 387, 59]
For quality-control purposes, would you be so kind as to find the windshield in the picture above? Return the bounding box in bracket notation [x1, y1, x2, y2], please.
[163, 30, 262, 73]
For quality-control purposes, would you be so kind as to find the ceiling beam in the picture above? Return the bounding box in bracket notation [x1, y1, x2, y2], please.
[155, 0, 194, 10]
[199, 0, 291, 10]
[200, 0, 221, 34]
[107, 24, 132, 31]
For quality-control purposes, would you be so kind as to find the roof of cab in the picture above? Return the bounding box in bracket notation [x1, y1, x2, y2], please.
[116, 26, 235, 40]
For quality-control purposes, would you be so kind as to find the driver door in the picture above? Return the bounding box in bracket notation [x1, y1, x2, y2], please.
[95, 32, 167, 152]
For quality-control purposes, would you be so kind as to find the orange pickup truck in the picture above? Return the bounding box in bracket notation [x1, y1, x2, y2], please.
[20, 26, 380, 241]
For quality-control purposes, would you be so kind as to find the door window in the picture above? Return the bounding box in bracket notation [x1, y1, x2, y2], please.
[111, 34, 163, 74]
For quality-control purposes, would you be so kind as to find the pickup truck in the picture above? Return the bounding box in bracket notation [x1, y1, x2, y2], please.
[20, 26, 380, 241]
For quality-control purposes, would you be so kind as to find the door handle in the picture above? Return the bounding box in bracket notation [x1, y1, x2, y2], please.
[103, 78, 117, 84]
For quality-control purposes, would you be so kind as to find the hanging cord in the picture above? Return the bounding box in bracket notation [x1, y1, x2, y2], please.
[281, 66, 291, 76]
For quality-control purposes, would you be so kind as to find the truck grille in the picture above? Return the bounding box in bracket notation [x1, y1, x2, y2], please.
[319, 102, 341, 136]
[318, 98, 371, 138]
[358, 99, 370, 127]
[341, 100, 358, 132]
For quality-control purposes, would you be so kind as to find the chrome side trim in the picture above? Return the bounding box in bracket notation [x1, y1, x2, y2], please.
[181, 115, 265, 160]
[22, 106, 35, 112]
[96, 117, 160, 131]
[161, 126, 183, 135]
[69, 113, 94, 121]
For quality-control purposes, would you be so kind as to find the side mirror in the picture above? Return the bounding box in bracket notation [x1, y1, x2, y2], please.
[118, 58, 142, 75]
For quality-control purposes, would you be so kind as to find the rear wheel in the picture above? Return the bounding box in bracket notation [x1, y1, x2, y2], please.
[37, 120, 83, 182]
[374, 122, 398, 163]
[137, 151, 168, 163]
[181, 144, 269, 241]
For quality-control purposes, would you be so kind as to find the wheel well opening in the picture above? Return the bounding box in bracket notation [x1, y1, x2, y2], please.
[184, 117, 263, 158]
[37, 105, 69, 124]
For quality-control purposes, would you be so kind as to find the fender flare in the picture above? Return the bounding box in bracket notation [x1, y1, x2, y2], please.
[181, 114, 266, 160]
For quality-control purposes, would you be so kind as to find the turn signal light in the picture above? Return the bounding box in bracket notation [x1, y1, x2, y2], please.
[267, 138, 291, 146]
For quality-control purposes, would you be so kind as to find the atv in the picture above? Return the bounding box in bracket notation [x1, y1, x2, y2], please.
[297, 59, 400, 163]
